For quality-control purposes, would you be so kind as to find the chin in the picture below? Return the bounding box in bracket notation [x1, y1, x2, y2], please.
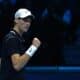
[23, 29, 29, 32]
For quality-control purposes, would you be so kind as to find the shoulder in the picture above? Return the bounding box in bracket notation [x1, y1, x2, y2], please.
[3, 31, 19, 43]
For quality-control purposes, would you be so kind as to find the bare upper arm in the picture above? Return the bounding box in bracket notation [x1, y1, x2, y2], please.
[11, 53, 20, 66]
[11, 52, 30, 71]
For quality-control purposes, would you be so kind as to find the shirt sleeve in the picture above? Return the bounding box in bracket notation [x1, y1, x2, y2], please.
[6, 38, 20, 56]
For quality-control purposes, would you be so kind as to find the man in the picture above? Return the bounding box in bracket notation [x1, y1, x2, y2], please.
[1, 8, 41, 80]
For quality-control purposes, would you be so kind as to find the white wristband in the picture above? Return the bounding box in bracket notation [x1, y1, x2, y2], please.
[25, 45, 38, 57]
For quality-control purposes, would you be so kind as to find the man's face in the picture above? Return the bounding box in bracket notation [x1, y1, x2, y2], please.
[17, 18, 32, 32]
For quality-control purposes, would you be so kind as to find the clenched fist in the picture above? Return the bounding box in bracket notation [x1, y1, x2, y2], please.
[32, 37, 41, 48]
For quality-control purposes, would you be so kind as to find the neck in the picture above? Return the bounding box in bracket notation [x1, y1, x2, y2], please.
[13, 25, 23, 36]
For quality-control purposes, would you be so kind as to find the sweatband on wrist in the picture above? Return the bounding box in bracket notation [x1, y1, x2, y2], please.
[25, 45, 38, 57]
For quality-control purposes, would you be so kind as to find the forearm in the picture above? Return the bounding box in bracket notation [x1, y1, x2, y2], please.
[13, 45, 38, 71]
[12, 38, 41, 71]
[15, 54, 30, 71]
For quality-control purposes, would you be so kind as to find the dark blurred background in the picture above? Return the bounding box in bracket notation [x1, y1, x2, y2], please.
[0, 0, 80, 66]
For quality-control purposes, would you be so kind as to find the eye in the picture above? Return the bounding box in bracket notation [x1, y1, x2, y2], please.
[23, 18, 32, 23]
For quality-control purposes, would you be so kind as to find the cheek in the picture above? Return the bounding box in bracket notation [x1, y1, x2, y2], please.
[19, 20, 25, 25]
[26, 22, 31, 26]
[21, 21, 25, 25]
[21, 22, 26, 28]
